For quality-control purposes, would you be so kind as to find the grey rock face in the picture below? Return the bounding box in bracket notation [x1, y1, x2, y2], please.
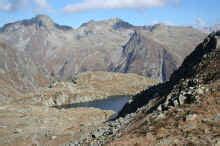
[0, 15, 206, 83]
[0, 41, 49, 103]
[112, 30, 177, 81]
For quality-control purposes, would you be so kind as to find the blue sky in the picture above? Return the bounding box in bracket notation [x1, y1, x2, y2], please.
[0, 0, 219, 28]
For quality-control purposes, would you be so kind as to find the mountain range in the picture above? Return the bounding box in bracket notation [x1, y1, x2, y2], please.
[0, 15, 206, 85]
[0, 14, 209, 105]
[0, 14, 219, 145]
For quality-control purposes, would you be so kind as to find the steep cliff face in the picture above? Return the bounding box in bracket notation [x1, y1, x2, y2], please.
[146, 24, 206, 66]
[112, 30, 177, 81]
[0, 15, 206, 82]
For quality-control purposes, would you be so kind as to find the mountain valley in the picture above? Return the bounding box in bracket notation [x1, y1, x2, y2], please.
[0, 15, 218, 146]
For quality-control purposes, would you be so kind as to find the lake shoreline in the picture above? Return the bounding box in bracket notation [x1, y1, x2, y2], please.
[53, 95, 131, 113]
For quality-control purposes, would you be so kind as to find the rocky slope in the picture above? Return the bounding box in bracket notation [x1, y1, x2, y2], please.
[0, 41, 49, 103]
[112, 29, 177, 81]
[0, 15, 205, 83]
[113, 24, 205, 81]
[16, 71, 156, 106]
[71, 31, 220, 145]
[0, 71, 156, 146]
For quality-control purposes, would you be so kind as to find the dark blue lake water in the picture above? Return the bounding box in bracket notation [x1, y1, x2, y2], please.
[57, 96, 130, 113]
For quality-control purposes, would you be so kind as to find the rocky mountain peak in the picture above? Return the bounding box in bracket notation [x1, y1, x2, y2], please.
[0, 14, 73, 33]
[149, 23, 168, 31]
[79, 19, 96, 27]
[110, 18, 134, 29]
[79, 18, 133, 30]
[32, 14, 54, 28]
[34, 14, 53, 22]
[108, 17, 125, 25]
[0, 15, 205, 84]
[0, 14, 55, 32]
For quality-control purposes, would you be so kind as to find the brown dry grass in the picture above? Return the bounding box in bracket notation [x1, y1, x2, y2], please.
[20, 71, 157, 106]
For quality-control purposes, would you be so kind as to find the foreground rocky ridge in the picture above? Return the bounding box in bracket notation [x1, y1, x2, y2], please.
[70, 32, 220, 145]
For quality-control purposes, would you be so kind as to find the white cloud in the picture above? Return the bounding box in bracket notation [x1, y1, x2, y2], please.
[0, 2, 12, 11]
[0, 0, 50, 12]
[63, 0, 178, 13]
[33, 0, 50, 9]
[0, 0, 26, 11]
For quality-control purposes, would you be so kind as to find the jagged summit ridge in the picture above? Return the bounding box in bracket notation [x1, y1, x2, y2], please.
[0, 15, 205, 82]
[0, 14, 72, 32]
[79, 17, 134, 29]
[110, 18, 134, 29]
[31, 14, 54, 28]
[1, 14, 54, 31]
